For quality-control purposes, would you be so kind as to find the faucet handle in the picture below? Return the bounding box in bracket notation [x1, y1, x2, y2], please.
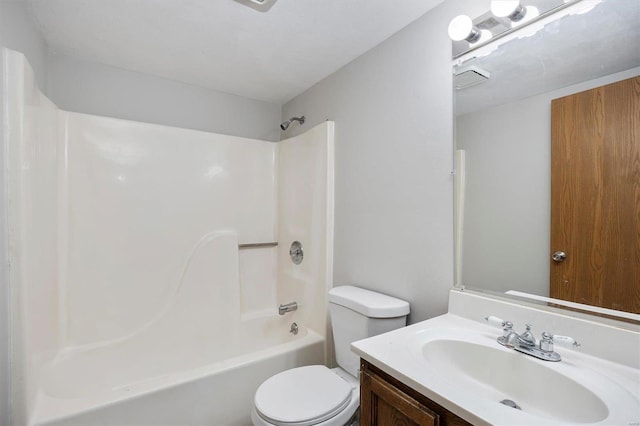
[552, 334, 581, 348]
[486, 316, 518, 348]
[540, 331, 554, 352]
[484, 316, 513, 334]
[484, 316, 513, 336]
[485, 316, 507, 328]
[540, 332, 580, 351]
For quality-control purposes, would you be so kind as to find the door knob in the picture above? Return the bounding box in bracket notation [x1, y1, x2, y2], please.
[552, 251, 566, 262]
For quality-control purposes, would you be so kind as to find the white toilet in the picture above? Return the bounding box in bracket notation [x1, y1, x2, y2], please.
[251, 285, 410, 426]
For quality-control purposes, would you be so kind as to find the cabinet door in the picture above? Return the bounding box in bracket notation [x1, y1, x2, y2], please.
[361, 368, 439, 426]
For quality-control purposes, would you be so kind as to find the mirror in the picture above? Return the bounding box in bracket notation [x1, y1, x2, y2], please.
[453, 0, 640, 316]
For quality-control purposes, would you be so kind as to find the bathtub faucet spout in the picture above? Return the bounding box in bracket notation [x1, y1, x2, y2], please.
[279, 302, 297, 315]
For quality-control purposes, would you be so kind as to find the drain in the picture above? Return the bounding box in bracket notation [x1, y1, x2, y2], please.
[500, 399, 521, 410]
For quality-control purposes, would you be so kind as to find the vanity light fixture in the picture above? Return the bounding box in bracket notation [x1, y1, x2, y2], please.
[449, 0, 585, 59]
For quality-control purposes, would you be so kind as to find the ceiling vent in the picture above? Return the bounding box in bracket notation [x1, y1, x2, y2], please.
[454, 65, 490, 90]
[234, 0, 277, 12]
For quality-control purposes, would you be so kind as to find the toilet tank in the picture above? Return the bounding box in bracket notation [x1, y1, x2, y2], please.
[328, 286, 410, 377]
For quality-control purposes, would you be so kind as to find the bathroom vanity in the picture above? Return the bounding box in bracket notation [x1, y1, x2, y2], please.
[353, 289, 640, 426]
[360, 359, 469, 425]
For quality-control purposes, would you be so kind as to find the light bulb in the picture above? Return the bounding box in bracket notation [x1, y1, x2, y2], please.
[513, 6, 539, 26]
[448, 15, 480, 42]
[491, 0, 527, 21]
[470, 29, 493, 45]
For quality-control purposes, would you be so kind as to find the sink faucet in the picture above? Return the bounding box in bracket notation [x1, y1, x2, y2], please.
[487, 317, 532, 348]
[517, 324, 536, 347]
[485, 316, 580, 362]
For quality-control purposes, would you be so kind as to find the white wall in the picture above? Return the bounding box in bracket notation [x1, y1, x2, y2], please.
[0, 47, 8, 426]
[0, 1, 48, 90]
[1, 3, 282, 141]
[47, 53, 282, 141]
[457, 66, 640, 297]
[282, 1, 480, 323]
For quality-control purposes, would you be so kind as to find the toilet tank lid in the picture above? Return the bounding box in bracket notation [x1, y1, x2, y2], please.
[329, 286, 410, 318]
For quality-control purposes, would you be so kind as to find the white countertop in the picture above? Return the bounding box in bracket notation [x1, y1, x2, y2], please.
[352, 313, 640, 425]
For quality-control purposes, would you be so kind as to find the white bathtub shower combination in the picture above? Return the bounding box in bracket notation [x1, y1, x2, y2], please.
[2, 48, 334, 425]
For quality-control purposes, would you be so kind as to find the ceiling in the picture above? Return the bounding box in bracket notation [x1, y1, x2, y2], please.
[455, 0, 640, 115]
[27, 0, 443, 104]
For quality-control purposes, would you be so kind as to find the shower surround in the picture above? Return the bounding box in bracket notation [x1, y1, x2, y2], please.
[3, 49, 334, 425]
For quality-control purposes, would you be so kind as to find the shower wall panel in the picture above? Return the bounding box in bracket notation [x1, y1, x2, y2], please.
[63, 113, 277, 346]
[4, 49, 62, 425]
[277, 122, 334, 351]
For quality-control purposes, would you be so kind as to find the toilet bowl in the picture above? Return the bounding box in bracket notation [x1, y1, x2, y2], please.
[251, 366, 359, 426]
[251, 286, 410, 426]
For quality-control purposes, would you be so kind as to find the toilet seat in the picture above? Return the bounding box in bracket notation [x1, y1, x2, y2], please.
[254, 365, 353, 426]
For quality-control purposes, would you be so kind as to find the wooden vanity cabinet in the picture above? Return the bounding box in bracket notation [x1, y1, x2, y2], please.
[360, 360, 471, 426]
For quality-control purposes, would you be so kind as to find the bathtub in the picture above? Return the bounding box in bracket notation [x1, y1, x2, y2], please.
[5, 49, 334, 426]
[31, 318, 325, 426]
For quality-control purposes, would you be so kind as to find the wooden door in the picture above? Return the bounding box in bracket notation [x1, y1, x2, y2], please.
[550, 76, 640, 313]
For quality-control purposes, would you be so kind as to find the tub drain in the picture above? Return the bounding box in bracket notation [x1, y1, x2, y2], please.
[500, 399, 521, 410]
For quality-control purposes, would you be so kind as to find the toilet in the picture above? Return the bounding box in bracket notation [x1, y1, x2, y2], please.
[251, 285, 410, 426]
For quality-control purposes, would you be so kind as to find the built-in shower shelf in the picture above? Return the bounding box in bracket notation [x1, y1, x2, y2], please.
[238, 242, 278, 249]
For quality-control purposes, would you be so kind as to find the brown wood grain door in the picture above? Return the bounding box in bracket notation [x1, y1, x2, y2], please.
[550, 76, 640, 314]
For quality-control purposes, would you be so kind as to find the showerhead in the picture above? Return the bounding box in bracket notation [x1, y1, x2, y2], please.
[280, 116, 305, 131]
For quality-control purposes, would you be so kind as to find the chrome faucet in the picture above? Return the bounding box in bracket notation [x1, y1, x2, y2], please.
[279, 302, 298, 315]
[485, 316, 580, 362]
[517, 324, 537, 347]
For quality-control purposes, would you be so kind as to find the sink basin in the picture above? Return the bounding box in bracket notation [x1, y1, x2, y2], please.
[420, 337, 608, 423]
[353, 310, 640, 426]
